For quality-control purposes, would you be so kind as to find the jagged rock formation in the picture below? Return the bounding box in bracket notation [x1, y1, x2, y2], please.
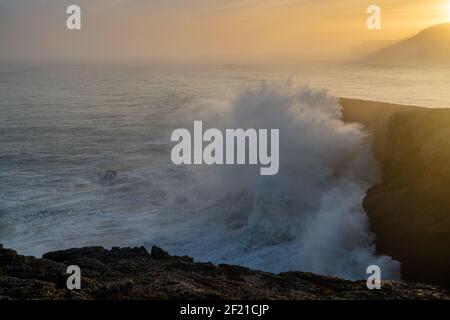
[341, 99, 450, 288]
[0, 244, 448, 300]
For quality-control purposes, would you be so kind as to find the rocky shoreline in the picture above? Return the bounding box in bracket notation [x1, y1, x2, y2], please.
[0, 244, 448, 300]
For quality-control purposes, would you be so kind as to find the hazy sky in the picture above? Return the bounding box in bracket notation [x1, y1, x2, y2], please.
[1, 0, 449, 62]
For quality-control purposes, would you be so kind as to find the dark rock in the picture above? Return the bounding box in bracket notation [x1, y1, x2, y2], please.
[110, 246, 150, 259]
[0, 245, 448, 300]
[342, 99, 450, 289]
[180, 255, 194, 263]
[66, 258, 109, 277]
[99, 170, 118, 185]
[44, 246, 150, 267]
[0, 277, 58, 300]
[151, 246, 170, 260]
[44, 247, 109, 263]
[363, 110, 450, 288]
[0, 248, 18, 265]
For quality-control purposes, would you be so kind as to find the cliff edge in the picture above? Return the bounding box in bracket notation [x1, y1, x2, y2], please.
[341, 99, 450, 288]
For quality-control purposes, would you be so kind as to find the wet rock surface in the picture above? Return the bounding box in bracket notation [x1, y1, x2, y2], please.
[0, 244, 448, 300]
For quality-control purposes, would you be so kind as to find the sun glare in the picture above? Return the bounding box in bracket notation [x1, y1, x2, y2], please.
[446, 1, 450, 21]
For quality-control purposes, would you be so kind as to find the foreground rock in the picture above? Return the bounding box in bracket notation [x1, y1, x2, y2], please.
[0, 245, 448, 300]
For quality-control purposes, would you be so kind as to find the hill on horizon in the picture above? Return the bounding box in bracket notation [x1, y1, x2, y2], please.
[366, 23, 450, 65]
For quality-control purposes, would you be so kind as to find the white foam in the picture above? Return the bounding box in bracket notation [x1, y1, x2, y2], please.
[159, 81, 401, 280]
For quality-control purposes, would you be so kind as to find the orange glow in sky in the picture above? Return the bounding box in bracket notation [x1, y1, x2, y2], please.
[0, 0, 450, 62]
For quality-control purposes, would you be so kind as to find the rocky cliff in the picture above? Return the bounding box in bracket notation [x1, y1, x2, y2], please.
[341, 98, 450, 288]
[0, 244, 448, 300]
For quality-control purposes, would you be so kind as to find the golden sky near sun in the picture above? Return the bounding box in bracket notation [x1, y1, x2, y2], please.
[0, 0, 449, 62]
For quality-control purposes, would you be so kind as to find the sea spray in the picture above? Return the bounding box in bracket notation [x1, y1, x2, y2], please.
[162, 81, 401, 280]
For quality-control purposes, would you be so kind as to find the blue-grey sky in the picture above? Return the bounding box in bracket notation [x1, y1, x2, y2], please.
[1, 0, 448, 62]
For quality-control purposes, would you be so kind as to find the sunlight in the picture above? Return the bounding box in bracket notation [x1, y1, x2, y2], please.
[439, 1, 450, 21]
[447, 1, 450, 21]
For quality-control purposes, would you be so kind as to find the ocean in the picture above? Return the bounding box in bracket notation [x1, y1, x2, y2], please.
[0, 61, 448, 280]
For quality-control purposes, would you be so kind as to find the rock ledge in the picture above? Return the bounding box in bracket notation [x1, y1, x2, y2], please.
[0, 245, 448, 300]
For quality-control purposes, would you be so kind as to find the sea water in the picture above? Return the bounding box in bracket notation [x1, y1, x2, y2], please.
[0, 61, 448, 279]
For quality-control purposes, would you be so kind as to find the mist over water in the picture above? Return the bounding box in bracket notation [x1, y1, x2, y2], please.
[0, 62, 422, 280]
